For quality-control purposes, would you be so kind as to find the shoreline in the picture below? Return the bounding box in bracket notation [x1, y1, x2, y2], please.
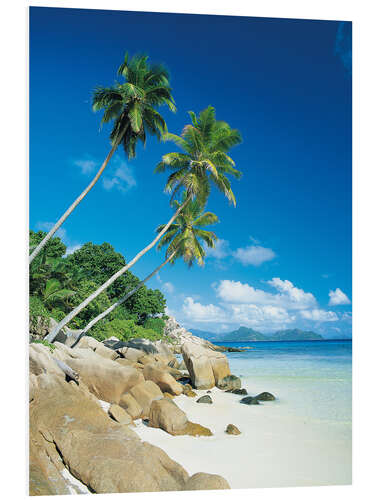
[132, 383, 352, 489]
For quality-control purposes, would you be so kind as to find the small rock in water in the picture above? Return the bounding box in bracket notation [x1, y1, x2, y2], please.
[225, 424, 241, 435]
[239, 396, 259, 405]
[231, 388, 248, 395]
[196, 395, 213, 404]
[206, 390, 211, 393]
[254, 392, 276, 401]
[217, 375, 241, 391]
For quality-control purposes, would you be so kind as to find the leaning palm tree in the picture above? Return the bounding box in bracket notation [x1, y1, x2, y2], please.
[30, 52, 176, 264]
[156, 105, 242, 207]
[73, 194, 218, 340]
[46, 107, 240, 343]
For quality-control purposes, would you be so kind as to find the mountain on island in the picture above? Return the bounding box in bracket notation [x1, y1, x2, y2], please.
[190, 326, 324, 342]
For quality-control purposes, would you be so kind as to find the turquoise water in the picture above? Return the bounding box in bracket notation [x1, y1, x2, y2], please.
[218, 339, 352, 424]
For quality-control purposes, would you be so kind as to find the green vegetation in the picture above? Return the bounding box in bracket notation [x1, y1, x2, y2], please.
[29, 230, 166, 340]
[91, 319, 163, 343]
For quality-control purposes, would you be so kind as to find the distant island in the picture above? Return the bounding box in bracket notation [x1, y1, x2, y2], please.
[190, 326, 324, 342]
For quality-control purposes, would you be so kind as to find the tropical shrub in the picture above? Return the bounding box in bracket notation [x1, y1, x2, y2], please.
[90, 319, 163, 343]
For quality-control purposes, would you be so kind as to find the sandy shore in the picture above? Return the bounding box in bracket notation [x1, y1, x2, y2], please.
[133, 386, 351, 489]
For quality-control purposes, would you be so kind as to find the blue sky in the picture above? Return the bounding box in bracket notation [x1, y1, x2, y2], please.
[29, 7, 352, 338]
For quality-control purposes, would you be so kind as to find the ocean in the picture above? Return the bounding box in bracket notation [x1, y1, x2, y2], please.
[137, 339, 352, 487]
[218, 339, 352, 425]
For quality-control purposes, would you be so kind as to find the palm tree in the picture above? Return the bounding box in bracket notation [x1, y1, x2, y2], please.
[42, 279, 75, 308]
[73, 194, 218, 339]
[30, 53, 176, 264]
[155, 105, 242, 207]
[45, 107, 240, 343]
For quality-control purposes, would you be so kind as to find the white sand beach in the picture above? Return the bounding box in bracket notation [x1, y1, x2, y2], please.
[133, 386, 352, 489]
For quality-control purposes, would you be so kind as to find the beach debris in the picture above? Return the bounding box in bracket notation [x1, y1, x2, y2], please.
[196, 395, 213, 404]
[108, 404, 132, 425]
[239, 396, 260, 405]
[254, 392, 276, 401]
[217, 374, 242, 391]
[225, 424, 241, 435]
[226, 388, 248, 395]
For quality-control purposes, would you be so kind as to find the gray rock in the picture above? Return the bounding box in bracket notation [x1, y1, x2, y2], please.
[240, 396, 260, 405]
[217, 374, 241, 391]
[196, 395, 213, 404]
[254, 391, 276, 401]
[226, 388, 248, 395]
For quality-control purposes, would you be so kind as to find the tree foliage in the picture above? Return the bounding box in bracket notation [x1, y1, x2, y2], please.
[29, 230, 166, 334]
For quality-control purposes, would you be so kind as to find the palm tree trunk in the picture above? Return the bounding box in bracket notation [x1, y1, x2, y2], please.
[45, 195, 191, 343]
[71, 251, 176, 346]
[29, 138, 122, 264]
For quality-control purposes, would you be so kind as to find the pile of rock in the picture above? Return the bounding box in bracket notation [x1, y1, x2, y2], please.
[163, 316, 226, 353]
[29, 339, 229, 495]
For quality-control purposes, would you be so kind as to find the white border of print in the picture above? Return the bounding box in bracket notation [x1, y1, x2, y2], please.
[1, 1, 374, 500]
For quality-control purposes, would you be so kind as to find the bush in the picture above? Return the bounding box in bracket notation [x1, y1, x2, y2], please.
[143, 317, 165, 336]
[90, 319, 164, 343]
[29, 296, 50, 332]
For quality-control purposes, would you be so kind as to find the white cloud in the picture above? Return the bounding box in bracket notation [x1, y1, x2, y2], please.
[216, 278, 317, 311]
[233, 245, 276, 266]
[74, 157, 98, 175]
[204, 239, 231, 259]
[102, 156, 136, 194]
[182, 297, 225, 322]
[162, 282, 175, 294]
[328, 288, 351, 306]
[299, 309, 338, 322]
[205, 236, 276, 268]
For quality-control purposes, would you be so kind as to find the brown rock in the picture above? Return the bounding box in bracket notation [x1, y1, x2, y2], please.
[74, 336, 119, 360]
[163, 392, 175, 399]
[148, 399, 213, 437]
[185, 390, 197, 397]
[130, 380, 164, 417]
[181, 341, 230, 389]
[116, 346, 144, 362]
[177, 422, 213, 437]
[184, 472, 230, 490]
[225, 424, 241, 435]
[143, 364, 183, 396]
[118, 393, 143, 420]
[52, 343, 144, 404]
[149, 399, 188, 435]
[30, 373, 190, 494]
[108, 404, 132, 425]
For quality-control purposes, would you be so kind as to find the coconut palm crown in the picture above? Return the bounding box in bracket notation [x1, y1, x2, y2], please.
[156, 192, 219, 267]
[155, 106, 242, 206]
[92, 52, 176, 158]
